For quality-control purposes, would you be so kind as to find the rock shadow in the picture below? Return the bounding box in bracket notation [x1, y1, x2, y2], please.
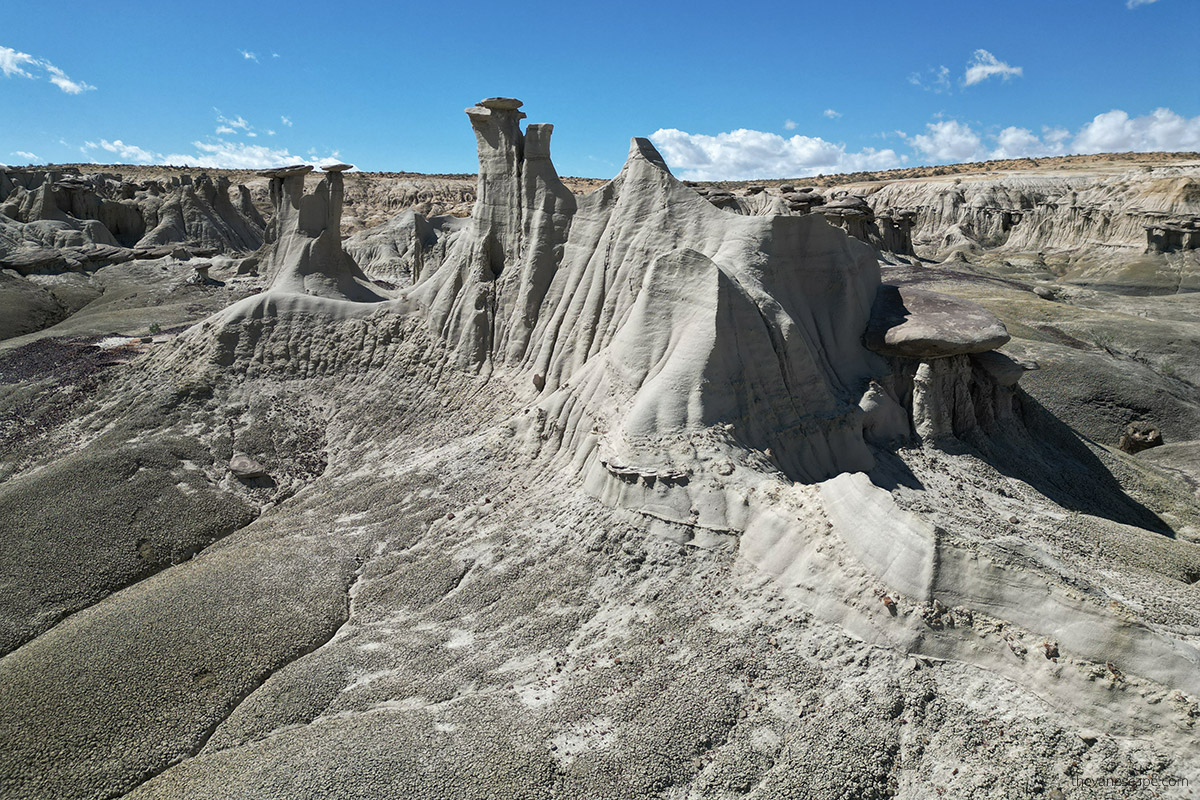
[975, 392, 1174, 536]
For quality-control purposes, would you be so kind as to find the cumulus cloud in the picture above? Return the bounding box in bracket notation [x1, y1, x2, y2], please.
[168, 140, 339, 169]
[650, 107, 1199, 179]
[907, 120, 986, 162]
[649, 128, 901, 180]
[74, 131, 339, 169]
[823, 109, 842, 119]
[85, 139, 158, 163]
[239, 49, 259, 62]
[10, 150, 40, 162]
[990, 126, 1070, 159]
[281, 116, 293, 127]
[1127, 0, 1159, 7]
[963, 49, 1022, 86]
[0, 44, 95, 93]
[783, 119, 798, 131]
[1073, 108, 1200, 153]
[910, 108, 1200, 165]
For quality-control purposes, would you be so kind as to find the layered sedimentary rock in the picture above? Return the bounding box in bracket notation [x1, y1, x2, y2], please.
[696, 183, 917, 256]
[6, 102, 1200, 800]
[0, 167, 265, 273]
[859, 170, 1200, 262]
[343, 210, 467, 284]
[138, 174, 263, 252]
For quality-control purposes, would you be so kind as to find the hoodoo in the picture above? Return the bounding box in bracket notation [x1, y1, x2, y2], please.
[2, 99, 1199, 800]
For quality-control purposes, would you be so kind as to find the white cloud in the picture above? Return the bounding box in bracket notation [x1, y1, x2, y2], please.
[163, 140, 338, 170]
[1127, 0, 1159, 7]
[11, 150, 40, 162]
[215, 125, 237, 135]
[1072, 107, 1200, 153]
[0, 44, 94, 93]
[75, 133, 338, 170]
[823, 109, 842, 120]
[239, 49, 259, 62]
[783, 119, 798, 131]
[907, 120, 986, 162]
[281, 115, 293, 127]
[990, 126, 1062, 159]
[44, 64, 95, 94]
[271, 52, 280, 58]
[649, 127, 901, 180]
[98, 139, 157, 163]
[911, 108, 1200, 163]
[963, 49, 1022, 86]
[0, 45, 37, 78]
[216, 112, 252, 131]
[909, 65, 951, 94]
[266, 129, 277, 136]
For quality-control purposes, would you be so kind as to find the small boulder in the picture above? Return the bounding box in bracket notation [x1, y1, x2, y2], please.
[229, 453, 267, 479]
[1119, 421, 1163, 454]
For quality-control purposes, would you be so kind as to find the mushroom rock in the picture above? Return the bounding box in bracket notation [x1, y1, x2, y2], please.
[413, 109, 887, 486]
[821, 193, 880, 246]
[864, 284, 1010, 358]
[861, 284, 1028, 442]
[875, 209, 917, 256]
[465, 97, 527, 269]
[414, 98, 578, 367]
[255, 163, 384, 301]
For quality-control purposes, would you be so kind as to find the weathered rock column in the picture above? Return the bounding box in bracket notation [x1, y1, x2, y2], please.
[464, 97, 527, 277]
[254, 163, 380, 301]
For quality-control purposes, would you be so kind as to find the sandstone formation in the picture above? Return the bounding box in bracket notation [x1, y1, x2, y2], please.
[850, 169, 1200, 291]
[1, 106, 1199, 800]
[252, 163, 383, 301]
[865, 284, 1012, 358]
[0, 167, 265, 265]
[343, 210, 466, 284]
[693, 183, 919, 257]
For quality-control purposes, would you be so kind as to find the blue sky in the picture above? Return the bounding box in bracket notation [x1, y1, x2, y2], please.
[2, 0, 1197, 179]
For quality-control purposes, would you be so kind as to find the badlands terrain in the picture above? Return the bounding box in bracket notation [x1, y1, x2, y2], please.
[1, 99, 1199, 799]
